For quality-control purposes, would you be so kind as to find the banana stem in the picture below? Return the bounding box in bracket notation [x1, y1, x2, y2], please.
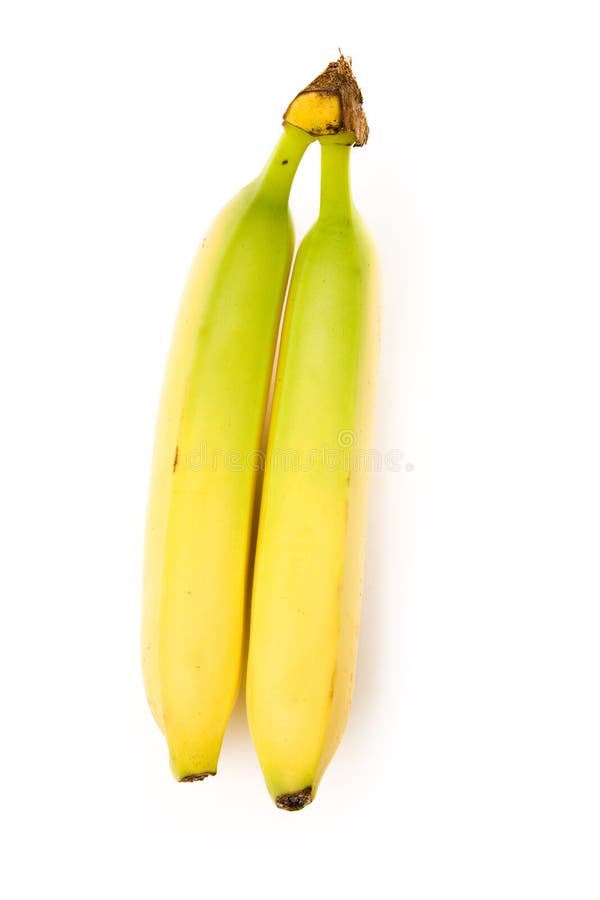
[256, 124, 314, 202]
[319, 141, 353, 222]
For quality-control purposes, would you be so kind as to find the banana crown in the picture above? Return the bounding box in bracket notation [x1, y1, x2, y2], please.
[283, 54, 369, 147]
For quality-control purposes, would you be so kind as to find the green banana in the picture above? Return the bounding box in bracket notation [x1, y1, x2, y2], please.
[246, 127, 380, 809]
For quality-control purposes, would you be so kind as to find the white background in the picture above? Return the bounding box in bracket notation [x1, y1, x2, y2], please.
[1, 1, 599, 896]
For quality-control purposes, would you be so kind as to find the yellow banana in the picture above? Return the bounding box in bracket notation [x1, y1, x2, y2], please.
[246, 58, 379, 810]
[142, 123, 313, 781]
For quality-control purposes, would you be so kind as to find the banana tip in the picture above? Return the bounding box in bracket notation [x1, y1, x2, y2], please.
[178, 772, 216, 783]
[275, 786, 313, 811]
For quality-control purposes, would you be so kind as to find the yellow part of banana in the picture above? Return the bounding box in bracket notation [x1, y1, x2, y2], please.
[142, 123, 314, 781]
[246, 137, 380, 810]
[284, 91, 342, 137]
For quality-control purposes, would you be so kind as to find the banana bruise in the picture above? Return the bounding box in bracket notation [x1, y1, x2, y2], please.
[142, 124, 313, 780]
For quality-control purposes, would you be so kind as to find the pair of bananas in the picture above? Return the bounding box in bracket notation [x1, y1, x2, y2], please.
[142, 55, 379, 811]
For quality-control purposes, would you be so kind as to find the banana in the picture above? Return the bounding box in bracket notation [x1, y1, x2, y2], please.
[246, 58, 379, 810]
[142, 123, 313, 781]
